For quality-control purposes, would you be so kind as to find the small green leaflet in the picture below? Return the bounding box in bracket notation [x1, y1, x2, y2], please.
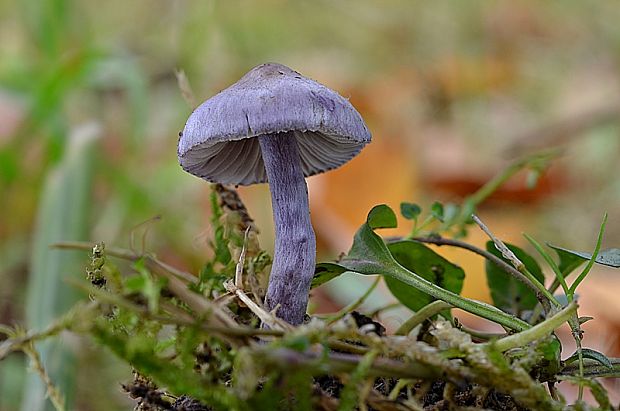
[430, 202, 444, 222]
[564, 348, 613, 370]
[400, 202, 421, 220]
[312, 205, 396, 288]
[367, 204, 397, 229]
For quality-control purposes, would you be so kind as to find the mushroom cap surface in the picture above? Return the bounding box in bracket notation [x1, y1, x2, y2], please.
[178, 63, 371, 185]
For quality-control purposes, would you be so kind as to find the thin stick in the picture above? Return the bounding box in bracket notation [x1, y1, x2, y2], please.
[235, 227, 251, 287]
[257, 347, 440, 381]
[53, 243, 235, 329]
[70, 280, 283, 338]
[52, 241, 198, 284]
[23, 343, 66, 411]
[472, 215, 559, 310]
[408, 235, 551, 313]
[224, 280, 290, 331]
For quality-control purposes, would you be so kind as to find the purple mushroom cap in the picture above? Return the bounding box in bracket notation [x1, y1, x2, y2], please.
[178, 63, 371, 185]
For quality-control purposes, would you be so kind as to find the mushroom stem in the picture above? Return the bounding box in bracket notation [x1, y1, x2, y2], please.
[259, 132, 316, 325]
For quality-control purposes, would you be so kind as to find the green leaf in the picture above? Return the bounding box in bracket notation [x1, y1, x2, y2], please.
[317, 205, 530, 331]
[366, 204, 397, 229]
[385, 241, 464, 312]
[485, 241, 544, 315]
[312, 263, 348, 288]
[569, 214, 608, 294]
[339, 207, 399, 276]
[564, 348, 613, 370]
[547, 243, 585, 276]
[548, 244, 620, 268]
[400, 202, 421, 220]
[430, 201, 444, 222]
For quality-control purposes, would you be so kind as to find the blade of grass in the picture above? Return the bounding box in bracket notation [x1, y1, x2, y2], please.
[324, 276, 381, 324]
[20, 124, 100, 411]
[569, 213, 607, 294]
[523, 233, 569, 297]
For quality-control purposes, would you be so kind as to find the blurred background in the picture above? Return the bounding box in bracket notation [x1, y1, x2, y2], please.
[1, 1, 619, 409]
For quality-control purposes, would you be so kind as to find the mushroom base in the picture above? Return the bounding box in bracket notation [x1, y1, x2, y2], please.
[259, 132, 316, 325]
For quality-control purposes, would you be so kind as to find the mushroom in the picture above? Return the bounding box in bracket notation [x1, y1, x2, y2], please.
[178, 63, 371, 325]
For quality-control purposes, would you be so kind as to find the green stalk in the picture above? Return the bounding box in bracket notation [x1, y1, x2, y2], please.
[492, 301, 577, 352]
[325, 276, 380, 324]
[524, 233, 569, 296]
[567, 213, 607, 400]
[411, 235, 553, 314]
[395, 301, 452, 336]
[464, 151, 556, 209]
[386, 265, 530, 332]
[569, 213, 607, 294]
[406, 215, 435, 239]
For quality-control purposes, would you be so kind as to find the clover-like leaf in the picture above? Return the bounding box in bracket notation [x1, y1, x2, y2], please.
[430, 201, 444, 222]
[367, 204, 397, 229]
[400, 202, 421, 220]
